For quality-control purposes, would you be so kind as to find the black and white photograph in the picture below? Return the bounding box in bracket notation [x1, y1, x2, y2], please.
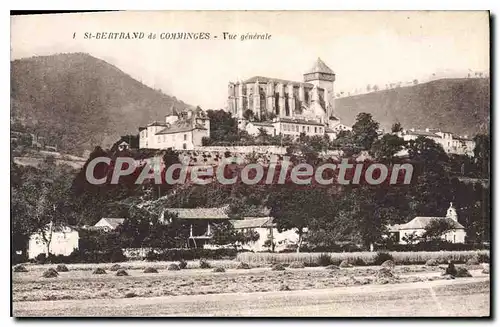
[10, 10, 491, 317]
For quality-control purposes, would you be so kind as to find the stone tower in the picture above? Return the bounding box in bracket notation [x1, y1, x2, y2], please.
[446, 202, 458, 221]
[303, 57, 335, 121]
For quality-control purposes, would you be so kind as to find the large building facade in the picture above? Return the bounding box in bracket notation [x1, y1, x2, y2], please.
[139, 107, 210, 150]
[226, 58, 350, 139]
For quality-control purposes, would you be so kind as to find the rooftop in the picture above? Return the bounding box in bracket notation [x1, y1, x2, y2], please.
[96, 218, 125, 229]
[305, 57, 335, 75]
[390, 216, 465, 231]
[279, 117, 325, 126]
[164, 207, 230, 220]
[231, 217, 274, 229]
[243, 76, 315, 88]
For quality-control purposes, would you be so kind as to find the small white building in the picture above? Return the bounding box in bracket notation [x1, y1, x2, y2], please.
[28, 224, 79, 259]
[230, 217, 301, 252]
[93, 218, 125, 231]
[139, 107, 210, 150]
[401, 128, 475, 157]
[387, 203, 466, 244]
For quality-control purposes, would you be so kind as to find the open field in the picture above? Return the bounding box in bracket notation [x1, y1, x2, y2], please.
[13, 278, 490, 317]
[13, 261, 487, 302]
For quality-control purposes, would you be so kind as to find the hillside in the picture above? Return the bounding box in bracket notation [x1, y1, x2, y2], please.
[11, 53, 192, 155]
[335, 78, 490, 136]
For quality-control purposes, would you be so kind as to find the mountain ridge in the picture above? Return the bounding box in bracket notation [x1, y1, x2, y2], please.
[335, 77, 490, 136]
[11, 52, 193, 155]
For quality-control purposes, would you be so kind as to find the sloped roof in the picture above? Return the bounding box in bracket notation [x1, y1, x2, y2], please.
[96, 218, 125, 229]
[406, 130, 439, 137]
[251, 121, 275, 127]
[231, 217, 274, 229]
[305, 58, 335, 75]
[279, 117, 324, 126]
[156, 120, 207, 135]
[243, 76, 314, 88]
[165, 207, 230, 220]
[395, 217, 465, 230]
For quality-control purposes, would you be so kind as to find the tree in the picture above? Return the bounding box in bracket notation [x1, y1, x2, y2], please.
[407, 136, 449, 173]
[205, 109, 239, 143]
[372, 85, 379, 91]
[243, 109, 255, 121]
[422, 219, 455, 241]
[401, 231, 420, 245]
[473, 134, 490, 178]
[391, 122, 403, 133]
[370, 134, 406, 162]
[351, 113, 380, 150]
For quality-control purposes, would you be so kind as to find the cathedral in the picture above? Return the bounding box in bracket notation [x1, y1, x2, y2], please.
[226, 58, 351, 139]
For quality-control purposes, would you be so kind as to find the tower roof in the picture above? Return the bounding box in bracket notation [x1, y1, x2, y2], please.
[306, 57, 334, 75]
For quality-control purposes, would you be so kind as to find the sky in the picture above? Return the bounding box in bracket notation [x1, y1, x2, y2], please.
[11, 11, 489, 109]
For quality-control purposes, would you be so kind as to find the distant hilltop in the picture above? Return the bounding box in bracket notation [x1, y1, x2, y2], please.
[11, 52, 193, 156]
[335, 77, 490, 136]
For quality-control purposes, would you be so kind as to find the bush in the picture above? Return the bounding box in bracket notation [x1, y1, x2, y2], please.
[481, 264, 490, 274]
[124, 292, 137, 298]
[236, 262, 251, 269]
[213, 267, 226, 273]
[352, 258, 367, 266]
[13, 265, 28, 272]
[455, 267, 472, 278]
[179, 259, 188, 269]
[115, 269, 129, 276]
[477, 252, 489, 263]
[289, 261, 305, 269]
[167, 264, 180, 271]
[374, 252, 394, 265]
[444, 262, 457, 276]
[316, 254, 333, 267]
[381, 260, 395, 269]
[271, 263, 286, 271]
[425, 259, 439, 266]
[42, 268, 58, 278]
[110, 264, 121, 271]
[339, 260, 353, 268]
[199, 259, 211, 269]
[93, 268, 107, 274]
[56, 264, 69, 272]
[143, 267, 158, 273]
[376, 267, 395, 281]
[466, 257, 479, 266]
[35, 253, 47, 264]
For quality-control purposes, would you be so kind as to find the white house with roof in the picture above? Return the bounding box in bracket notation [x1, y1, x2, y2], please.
[387, 203, 466, 244]
[161, 206, 230, 248]
[139, 107, 210, 150]
[94, 218, 126, 231]
[401, 128, 475, 156]
[230, 217, 301, 252]
[28, 223, 79, 259]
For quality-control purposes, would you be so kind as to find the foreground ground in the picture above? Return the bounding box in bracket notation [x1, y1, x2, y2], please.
[13, 262, 473, 302]
[13, 277, 489, 317]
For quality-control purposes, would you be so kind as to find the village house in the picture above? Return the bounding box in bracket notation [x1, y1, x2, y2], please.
[93, 218, 125, 232]
[28, 223, 79, 259]
[230, 217, 301, 252]
[161, 206, 230, 248]
[387, 203, 466, 244]
[139, 106, 210, 150]
[401, 128, 475, 157]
